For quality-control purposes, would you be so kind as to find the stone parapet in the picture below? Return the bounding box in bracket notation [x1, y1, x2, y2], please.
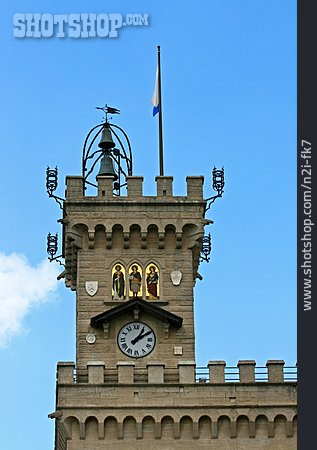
[178, 361, 196, 383]
[186, 176, 204, 199]
[127, 176, 144, 197]
[117, 361, 135, 384]
[65, 175, 206, 202]
[266, 360, 285, 383]
[97, 176, 114, 198]
[57, 360, 296, 385]
[238, 360, 256, 383]
[155, 176, 174, 197]
[87, 361, 105, 384]
[147, 362, 165, 383]
[208, 360, 226, 383]
[54, 381, 297, 448]
[65, 176, 83, 199]
[57, 362, 75, 384]
[54, 360, 297, 448]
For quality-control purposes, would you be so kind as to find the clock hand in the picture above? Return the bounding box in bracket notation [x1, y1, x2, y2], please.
[138, 330, 152, 340]
[131, 327, 145, 345]
[138, 326, 145, 337]
[131, 330, 152, 345]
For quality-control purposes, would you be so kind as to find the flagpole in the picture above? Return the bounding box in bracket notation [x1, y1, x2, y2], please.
[157, 45, 164, 176]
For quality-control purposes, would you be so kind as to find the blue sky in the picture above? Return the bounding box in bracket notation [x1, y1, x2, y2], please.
[0, 1, 296, 449]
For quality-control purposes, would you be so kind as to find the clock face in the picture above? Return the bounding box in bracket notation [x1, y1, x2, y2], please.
[117, 321, 156, 358]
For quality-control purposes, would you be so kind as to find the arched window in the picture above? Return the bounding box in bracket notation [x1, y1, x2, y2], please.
[180, 416, 193, 439]
[104, 416, 117, 440]
[218, 415, 231, 438]
[142, 416, 155, 440]
[64, 416, 80, 440]
[236, 415, 250, 438]
[198, 415, 212, 439]
[85, 416, 99, 440]
[145, 263, 160, 299]
[161, 416, 174, 439]
[112, 263, 126, 300]
[255, 414, 268, 437]
[128, 263, 143, 299]
[123, 416, 137, 439]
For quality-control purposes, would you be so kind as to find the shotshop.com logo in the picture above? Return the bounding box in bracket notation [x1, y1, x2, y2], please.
[13, 13, 149, 38]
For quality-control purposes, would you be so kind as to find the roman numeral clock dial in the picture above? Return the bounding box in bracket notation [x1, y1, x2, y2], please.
[117, 322, 156, 358]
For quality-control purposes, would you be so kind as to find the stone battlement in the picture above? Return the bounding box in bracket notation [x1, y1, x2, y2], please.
[54, 359, 297, 449]
[65, 175, 205, 201]
[57, 360, 296, 385]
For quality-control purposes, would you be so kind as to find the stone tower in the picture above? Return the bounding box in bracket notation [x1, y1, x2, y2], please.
[49, 122, 297, 449]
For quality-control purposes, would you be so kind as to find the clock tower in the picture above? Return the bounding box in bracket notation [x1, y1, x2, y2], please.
[49, 116, 296, 449]
[62, 166, 205, 379]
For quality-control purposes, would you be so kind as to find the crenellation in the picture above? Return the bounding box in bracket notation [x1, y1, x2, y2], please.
[66, 176, 84, 199]
[238, 360, 256, 383]
[56, 360, 296, 389]
[87, 361, 105, 384]
[117, 362, 135, 384]
[64, 175, 208, 206]
[178, 361, 196, 383]
[126, 176, 144, 197]
[208, 361, 226, 383]
[155, 176, 174, 197]
[266, 359, 285, 383]
[57, 362, 75, 384]
[96, 176, 114, 198]
[186, 176, 204, 200]
[147, 362, 165, 383]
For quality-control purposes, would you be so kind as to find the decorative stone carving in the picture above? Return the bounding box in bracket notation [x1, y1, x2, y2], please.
[86, 334, 96, 344]
[85, 281, 98, 296]
[123, 232, 129, 249]
[176, 232, 182, 249]
[105, 232, 112, 249]
[170, 269, 182, 286]
[88, 231, 94, 249]
[164, 322, 170, 339]
[103, 322, 110, 339]
[158, 232, 165, 249]
[174, 346, 183, 355]
[133, 307, 140, 320]
[141, 232, 147, 249]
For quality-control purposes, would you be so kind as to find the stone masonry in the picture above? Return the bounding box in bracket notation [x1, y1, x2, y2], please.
[51, 174, 297, 449]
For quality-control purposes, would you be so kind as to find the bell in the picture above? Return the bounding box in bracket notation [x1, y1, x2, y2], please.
[96, 154, 118, 180]
[98, 124, 116, 149]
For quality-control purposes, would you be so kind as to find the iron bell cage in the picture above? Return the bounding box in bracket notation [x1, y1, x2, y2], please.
[82, 121, 133, 196]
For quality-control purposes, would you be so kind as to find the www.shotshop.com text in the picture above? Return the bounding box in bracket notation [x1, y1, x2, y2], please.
[300, 140, 313, 311]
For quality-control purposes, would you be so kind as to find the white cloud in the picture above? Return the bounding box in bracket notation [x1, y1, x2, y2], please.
[0, 252, 60, 347]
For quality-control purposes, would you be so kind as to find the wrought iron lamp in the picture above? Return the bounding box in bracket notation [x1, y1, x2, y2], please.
[205, 166, 225, 211]
[200, 166, 225, 263]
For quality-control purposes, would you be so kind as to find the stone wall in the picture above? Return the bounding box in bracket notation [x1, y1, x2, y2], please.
[63, 414, 297, 450]
[54, 361, 297, 450]
[62, 175, 207, 374]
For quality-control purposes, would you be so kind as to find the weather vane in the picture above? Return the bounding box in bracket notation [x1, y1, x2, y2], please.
[96, 104, 120, 122]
